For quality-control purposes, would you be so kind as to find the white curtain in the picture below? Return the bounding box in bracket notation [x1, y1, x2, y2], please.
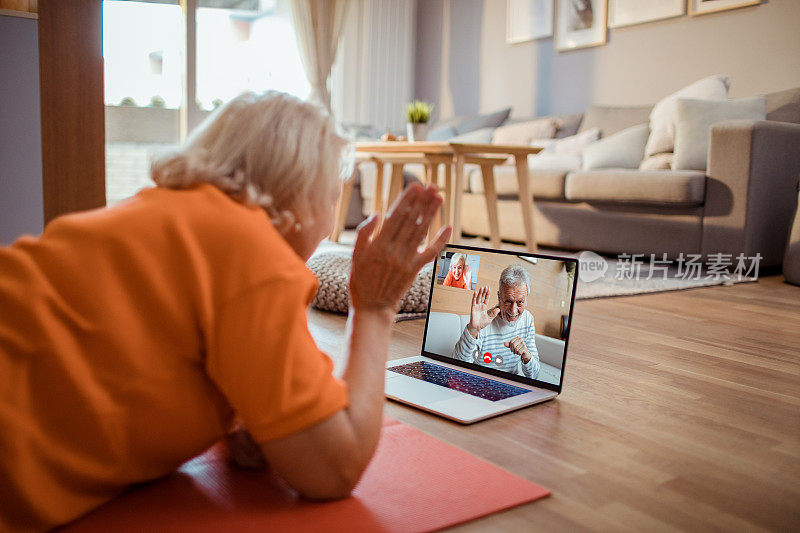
[291, 0, 350, 112]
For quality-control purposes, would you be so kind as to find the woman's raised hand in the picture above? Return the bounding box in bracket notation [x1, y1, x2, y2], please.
[467, 286, 499, 338]
[350, 183, 451, 314]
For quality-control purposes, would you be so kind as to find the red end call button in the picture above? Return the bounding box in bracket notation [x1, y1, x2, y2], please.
[483, 352, 492, 363]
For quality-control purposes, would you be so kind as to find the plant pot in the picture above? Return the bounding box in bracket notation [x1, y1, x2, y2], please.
[406, 122, 428, 142]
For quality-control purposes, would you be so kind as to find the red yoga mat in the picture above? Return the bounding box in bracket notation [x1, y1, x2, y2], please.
[62, 418, 550, 532]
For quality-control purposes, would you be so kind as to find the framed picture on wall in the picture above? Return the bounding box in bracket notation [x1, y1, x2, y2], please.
[689, 0, 760, 16]
[609, 0, 685, 28]
[506, 0, 554, 43]
[555, 0, 607, 51]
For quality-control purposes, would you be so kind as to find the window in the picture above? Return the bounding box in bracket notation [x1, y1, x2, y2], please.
[102, 0, 308, 205]
[196, 1, 309, 110]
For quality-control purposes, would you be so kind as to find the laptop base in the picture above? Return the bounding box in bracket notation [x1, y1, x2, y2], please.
[385, 356, 557, 424]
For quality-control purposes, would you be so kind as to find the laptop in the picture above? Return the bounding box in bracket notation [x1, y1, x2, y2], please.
[385, 244, 578, 424]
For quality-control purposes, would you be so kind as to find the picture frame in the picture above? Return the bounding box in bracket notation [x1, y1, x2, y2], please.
[608, 0, 685, 28]
[506, 0, 554, 44]
[555, 0, 607, 52]
[688, 0, 761, 16]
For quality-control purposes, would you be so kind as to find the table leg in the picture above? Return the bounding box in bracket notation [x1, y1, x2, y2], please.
[428, 162, 442, 244]
[387, 162, 405, 210]
[374, 161, 385, 220]
[330, 162, 358, 242]
[480, 163, 501, 248]
[514, 155, 537, 252]
[444, 161, 453, 228]
[451, 153, 466, 244]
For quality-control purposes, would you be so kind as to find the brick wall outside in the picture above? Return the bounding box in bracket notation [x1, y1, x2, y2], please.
[105, 142, 175, 206]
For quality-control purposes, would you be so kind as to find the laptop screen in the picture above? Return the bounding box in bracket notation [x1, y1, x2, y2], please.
[420, 244, 578, 392]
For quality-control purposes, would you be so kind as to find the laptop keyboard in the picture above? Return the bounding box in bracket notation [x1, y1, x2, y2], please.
[388, 361, 530, 402]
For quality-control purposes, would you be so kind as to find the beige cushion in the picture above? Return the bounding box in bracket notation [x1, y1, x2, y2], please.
[644, 74, 731, 158]
[492, 118, 559, 145]
[639, 153, 673, 170]
[673, 96, 766, 171]
[581, 123, 650, 170]
[450, 127, 495, 143]
[766, 102, 800, 124]
[765, 86, 800, 113]
[528, 153, 582, 172]
[578, 104, 652, 137]
[534, 128, 600, 155]
[565, 170, 706, 206]
[468, 165, 567, 200]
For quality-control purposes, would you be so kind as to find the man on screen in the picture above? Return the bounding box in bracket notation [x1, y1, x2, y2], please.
[452, 265, 540, 379]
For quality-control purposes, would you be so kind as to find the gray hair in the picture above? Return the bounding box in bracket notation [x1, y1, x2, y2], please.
[499, 264, 530, 294]
[151, 91, 350, 231]
[450, 253, 466, 267]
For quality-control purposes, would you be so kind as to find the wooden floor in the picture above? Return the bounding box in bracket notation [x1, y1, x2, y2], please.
[308, 275, 800, 532]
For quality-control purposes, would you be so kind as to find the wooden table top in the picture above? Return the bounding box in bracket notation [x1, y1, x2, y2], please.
[356, 152, 509, 165]
[355, 141, 543, 157]
[308, 275, 800, 531]
[355, 141, 454, 154]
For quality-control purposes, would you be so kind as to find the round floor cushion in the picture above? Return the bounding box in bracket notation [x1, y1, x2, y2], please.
[307, 251, 432, 314]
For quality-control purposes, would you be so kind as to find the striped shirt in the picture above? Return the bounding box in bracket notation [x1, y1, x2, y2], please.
[452, 310, 540, 379]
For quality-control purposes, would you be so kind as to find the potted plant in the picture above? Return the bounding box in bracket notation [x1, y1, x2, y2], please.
[404, 100, 434, 142]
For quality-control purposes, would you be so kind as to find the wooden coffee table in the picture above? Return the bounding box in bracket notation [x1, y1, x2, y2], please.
[334, 142, 542, 251]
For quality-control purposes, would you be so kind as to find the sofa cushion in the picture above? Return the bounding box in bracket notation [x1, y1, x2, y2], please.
[578, 104, 652, 137]
[639, 153, 674, 170]
[454, 107, 512, 135]
[765, 86, 800, 113]
[565, 170, 706, 206]
[468, 165, 567, 200]
[427, 124, 457, 141]
[535, 128, 600, 155]
[766, 102, 800, 124]
[673, 96, 766, 171]
[450, 127, 496, 143]
[529, 153, 582, 172]
[492, 117, 559, 145]
[644, 74, 731, 158]
[427, 109, 511, 141]
[581, 123, 650, 170]
[554, 113, 584, 138]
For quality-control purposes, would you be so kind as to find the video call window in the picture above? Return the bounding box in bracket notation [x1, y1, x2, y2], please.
[436, 251, 480, 291]
[425, 247, 576, 387]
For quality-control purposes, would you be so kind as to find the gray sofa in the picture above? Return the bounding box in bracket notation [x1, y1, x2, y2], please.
[453, 87, 800, 266]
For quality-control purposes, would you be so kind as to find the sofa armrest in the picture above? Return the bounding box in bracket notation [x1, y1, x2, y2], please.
[702, 120, 800, 266]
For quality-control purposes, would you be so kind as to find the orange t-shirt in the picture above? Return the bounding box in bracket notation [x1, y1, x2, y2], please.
[0, 185, 348, 531]
[443, 270, 468, 289]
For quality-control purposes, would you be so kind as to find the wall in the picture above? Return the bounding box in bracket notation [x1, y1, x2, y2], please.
[429, 247, 575, 339]
[415, 0, 800, 121]
[0, 12, 43, 244]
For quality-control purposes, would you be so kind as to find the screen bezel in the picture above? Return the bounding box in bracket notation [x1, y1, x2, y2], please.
[420, 243, 579, 393]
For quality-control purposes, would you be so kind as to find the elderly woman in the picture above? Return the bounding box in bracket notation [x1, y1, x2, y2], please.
[443, 253, 471, 289]
[0, 91, 450, 531]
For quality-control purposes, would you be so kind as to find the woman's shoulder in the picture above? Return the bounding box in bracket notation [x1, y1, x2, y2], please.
[130, 185, 309, 289]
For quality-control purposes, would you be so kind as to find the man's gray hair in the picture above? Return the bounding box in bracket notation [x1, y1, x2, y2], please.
[499, 264, 530, 294]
